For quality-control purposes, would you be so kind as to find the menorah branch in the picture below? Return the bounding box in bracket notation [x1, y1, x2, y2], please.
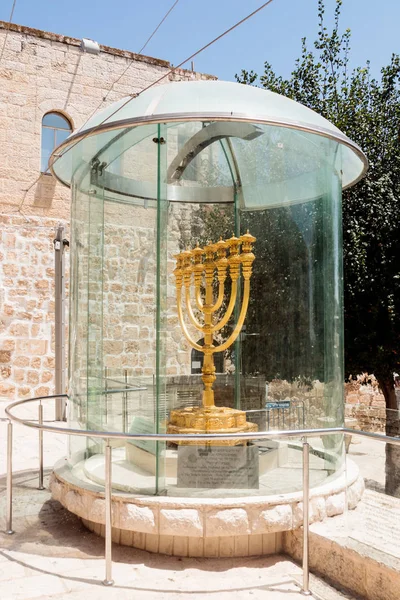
[209, 280, 226, 314]
[185, 286, 204, 332]
[195, 286, 204, 312]
[176, 287, 202, 351]
[211, 280, 238, 333]
[173, 232, 255, 412]
[212, 278, 250, 354]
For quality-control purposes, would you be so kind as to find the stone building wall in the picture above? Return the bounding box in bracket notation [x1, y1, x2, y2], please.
[263, 377, 391, 432]
[345, 375, 386, 408]
[0, 214, 65, 399]
[344, 375, 387, 433]
[0, 21, 215, 401]
[263, 376, 394, 433]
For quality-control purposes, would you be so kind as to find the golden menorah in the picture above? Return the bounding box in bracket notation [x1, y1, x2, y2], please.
[167, 232, 258, 444]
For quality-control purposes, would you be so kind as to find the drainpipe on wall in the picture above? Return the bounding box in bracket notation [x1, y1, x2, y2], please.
[54, 225, 68, 421]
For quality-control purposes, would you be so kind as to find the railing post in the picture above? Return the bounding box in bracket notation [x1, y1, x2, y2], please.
[301, 437, 312, 596]
[103, 440, 114, 586]
[6, 421, 14, 535]
[38, 402, 44, 490]
[104, 367, 108, 423]
[123, 368, 128, 433]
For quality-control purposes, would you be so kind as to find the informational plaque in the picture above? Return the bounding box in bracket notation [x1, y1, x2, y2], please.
[128, 417, 157, 455]
[177, 445, 259, 489]
[350, 490, 400, 559]
[266, 401, 291, 409]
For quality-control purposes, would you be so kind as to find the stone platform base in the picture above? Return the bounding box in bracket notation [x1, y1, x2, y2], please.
[50, 455, 364, 557]
[81, 517, 283, 557]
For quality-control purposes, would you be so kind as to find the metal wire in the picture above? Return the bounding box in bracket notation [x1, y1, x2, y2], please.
[2, 2, 33, 220]
[50, 0, 276, 172]
[138, 0, 180, 55]
[16, 0, 275, 214]
[5, 393, 400, 447]
[70, 0, 181, 142]
[14, 0, 180, 211]
[0, 0, 17, 63]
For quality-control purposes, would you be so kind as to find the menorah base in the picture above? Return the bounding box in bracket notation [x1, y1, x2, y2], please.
[167, 406, 258, 446]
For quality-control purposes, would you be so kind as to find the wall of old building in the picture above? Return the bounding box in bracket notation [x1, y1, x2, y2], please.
[345, 375, 388, 433]
[0, 21, 215, 401]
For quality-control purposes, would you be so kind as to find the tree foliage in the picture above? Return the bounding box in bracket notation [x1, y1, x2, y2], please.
[194, 200, 327, 386]
[236, 0, 400, 409]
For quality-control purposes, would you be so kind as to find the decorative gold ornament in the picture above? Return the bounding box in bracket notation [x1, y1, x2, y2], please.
[168, 232, 258, 445]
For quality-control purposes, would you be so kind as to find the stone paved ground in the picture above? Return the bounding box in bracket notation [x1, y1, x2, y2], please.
[347, 435, 385, 490]
[0, 466, 309, 600]
[0, 398, 376, 599]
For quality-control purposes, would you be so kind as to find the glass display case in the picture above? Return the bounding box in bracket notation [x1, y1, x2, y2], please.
[51, 80, 367, 498]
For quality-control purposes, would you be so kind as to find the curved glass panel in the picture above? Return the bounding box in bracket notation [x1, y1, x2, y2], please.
[67, 119, 345, 498]
[52, 82, 367, 189]
[70, 81, 353, 143]
[55, 122, 347, 208]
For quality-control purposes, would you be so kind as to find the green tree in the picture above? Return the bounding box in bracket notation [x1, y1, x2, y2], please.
[193, 201, 326, 385]
[236, 0, 400, 409]
[236, 0, 400, 493]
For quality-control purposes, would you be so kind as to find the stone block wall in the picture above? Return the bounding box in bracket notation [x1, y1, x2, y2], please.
[262, 377, 393, 433]
[344, 375, 387, 433]
[345, 375, 386, 408]
[267, 379, 327, 429]
[0, 21, 215, 401]
[0, 213, 69, 400]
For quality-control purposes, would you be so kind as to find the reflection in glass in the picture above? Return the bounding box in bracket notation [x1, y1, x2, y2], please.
[41, 112, 72, 173]
[63, 119, 348, 498]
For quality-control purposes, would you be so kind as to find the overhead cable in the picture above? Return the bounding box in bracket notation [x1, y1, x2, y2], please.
[17, 0, 182, 208]
[22, 0, 275, 202]
[138, 0, 180, 54]
[0, 0, 18, 62]
[51, 0, 275, 172]
[76, 0, 181, 135]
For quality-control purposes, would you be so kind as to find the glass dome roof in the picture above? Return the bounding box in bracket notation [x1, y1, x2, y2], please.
[50, 80, 368, 191]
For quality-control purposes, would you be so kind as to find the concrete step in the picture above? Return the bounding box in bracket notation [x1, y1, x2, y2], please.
[284, 489, 400, 600]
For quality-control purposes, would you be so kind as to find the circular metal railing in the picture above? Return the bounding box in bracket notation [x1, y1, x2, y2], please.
[3, 393, 400, 591]
[5, 393, 344, 441]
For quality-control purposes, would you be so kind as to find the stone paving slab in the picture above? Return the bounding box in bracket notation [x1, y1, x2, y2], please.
[0, 491, 303, 600]
[0, 467, 361, 600]
[0, 466, 348, 600]
[347, 436, 385, 490]
[0, 408, 301, 600]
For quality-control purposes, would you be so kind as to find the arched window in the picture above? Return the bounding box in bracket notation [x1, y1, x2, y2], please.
[41, 112, 72, 173]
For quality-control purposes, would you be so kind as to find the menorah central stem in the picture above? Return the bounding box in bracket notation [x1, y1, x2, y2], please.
[203, 246, 217, 408]
[202, 351, 215, 408]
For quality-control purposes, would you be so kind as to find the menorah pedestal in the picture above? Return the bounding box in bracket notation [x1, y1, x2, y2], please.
[167, 405, 258, 446]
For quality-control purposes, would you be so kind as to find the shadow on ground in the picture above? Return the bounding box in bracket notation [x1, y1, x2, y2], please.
[0, 468, 294, 587]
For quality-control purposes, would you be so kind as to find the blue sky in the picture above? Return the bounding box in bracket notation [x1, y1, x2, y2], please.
[2, 0, 399, 82]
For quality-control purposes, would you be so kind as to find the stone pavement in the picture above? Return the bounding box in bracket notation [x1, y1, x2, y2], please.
[0, 464, 329, 600]
[0, 398, 373, 599]
[347, 435, 386, 490]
